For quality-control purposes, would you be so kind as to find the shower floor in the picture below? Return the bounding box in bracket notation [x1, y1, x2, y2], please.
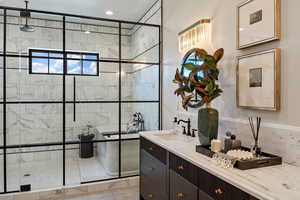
[1, 156, 116, 192]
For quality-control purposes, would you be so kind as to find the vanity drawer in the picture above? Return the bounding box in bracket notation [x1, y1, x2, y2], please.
[140, 149, 167, 191]
[169, 153, 198, 186]
[198, 168, 250, 200]
[141, 172, 168, 200]
[170, 170, 198, 200]
[140, 137, 167, 164]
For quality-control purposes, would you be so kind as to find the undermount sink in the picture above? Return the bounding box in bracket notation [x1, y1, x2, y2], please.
[153, 132, 179, 141]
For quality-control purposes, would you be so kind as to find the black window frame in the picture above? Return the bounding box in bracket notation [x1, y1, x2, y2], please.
[29, 49, 100, 76]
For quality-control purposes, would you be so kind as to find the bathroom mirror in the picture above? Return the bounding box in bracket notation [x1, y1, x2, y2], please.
[180, 48, 207, 108]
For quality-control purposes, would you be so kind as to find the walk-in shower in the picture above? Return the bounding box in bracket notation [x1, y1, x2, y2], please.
[0, 0, 161, 194]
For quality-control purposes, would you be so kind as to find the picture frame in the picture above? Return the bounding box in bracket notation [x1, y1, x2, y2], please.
[237, 0, 281, 49]
[236, 49, 281, 111]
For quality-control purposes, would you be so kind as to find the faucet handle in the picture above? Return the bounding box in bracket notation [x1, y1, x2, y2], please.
[173, 117, 178, 123]
[182, 126, 186, 135]
[192, 129, 197, 137]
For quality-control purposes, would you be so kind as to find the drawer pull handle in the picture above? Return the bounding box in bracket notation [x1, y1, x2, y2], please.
[177, 165, 184, 170]
[176, 193, 184, 198]
[148, 147, 154, 151]
[148, 194, 154, 198]
[149, 167, 155, 171]
[214, 188, 224, 195]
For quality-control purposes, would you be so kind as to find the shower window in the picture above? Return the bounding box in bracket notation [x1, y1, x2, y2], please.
[29, 49, 99, 76]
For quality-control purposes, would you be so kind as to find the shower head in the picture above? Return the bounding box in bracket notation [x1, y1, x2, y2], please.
[20, 1, 35, 32]
[20, 24, 35, 32]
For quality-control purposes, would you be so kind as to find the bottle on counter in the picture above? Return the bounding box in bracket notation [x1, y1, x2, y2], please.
[224, 131, 233, 152]
[231, 135, 242, 150]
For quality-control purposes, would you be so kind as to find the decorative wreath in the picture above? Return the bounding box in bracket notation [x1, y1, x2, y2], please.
[173, 48, 224, 110]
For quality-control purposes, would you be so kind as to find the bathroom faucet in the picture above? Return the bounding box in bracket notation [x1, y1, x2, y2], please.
[177, 118, 191, 136]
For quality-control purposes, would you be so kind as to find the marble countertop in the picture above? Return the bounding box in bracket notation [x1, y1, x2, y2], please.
[140, 130, 300, 200]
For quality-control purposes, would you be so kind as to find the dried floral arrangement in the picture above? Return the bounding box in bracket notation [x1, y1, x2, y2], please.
[173, 48, 224, 110]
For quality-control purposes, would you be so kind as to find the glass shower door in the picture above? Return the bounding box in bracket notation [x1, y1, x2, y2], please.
[65, 17, 120, 185]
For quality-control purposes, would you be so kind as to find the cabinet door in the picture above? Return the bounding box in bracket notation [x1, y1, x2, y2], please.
[141, 173, 168, 200]
[140, 150, 168, 193]
[170, 170, 198, 200]
[140, 150, 168, 200]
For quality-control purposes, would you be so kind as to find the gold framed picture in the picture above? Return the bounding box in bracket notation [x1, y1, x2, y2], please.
[237, 0, 281, 49]
[236, 49, 281, 111]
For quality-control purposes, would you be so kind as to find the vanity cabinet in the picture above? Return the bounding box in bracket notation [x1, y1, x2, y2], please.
[140, 137, 259, 200]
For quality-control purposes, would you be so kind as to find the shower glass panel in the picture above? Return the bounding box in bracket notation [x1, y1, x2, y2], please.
[6, 57, 63, 102]
[66, 140, 119, 184]
[0, 56, 3, 101]
[0, 9, 3, 53]
[121, 63, 159, 101]
[0, 150, 3, 193]
[121, 24, 159, 63]
[0, 106, 3, 193]
[65, 102, 119, 185]
[6, 10, 63, 56]
[65, 103, 119, 142]
[6, 104, 63, 146]
[65, 17, 119, 61]
[121, 103, 159, 177]
[0, 9, 3, 193]
[7, 147, 63, 192]
[74, 63, 119, 101]
[121, 103, 159, 135]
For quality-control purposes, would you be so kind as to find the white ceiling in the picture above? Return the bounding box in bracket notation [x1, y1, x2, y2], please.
[0, 0, 158, 22]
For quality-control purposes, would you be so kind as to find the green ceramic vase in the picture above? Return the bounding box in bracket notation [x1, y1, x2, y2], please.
[198, 107, 219, 146]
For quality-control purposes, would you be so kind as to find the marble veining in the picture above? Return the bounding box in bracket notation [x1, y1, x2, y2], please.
[141, 130, 300, 200]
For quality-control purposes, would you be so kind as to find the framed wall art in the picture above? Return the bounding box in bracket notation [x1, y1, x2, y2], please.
[237, 0, 281, 49]
[236, 49, 281, 111]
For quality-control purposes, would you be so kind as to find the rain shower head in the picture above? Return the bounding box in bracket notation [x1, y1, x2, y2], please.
[20, 24, 35, 32]
[20, 1, 35, 32]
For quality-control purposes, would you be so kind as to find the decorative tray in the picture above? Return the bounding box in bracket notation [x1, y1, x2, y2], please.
[196, 145, 282, 170]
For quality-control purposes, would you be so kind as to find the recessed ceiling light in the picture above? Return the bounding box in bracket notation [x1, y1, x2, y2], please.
[84, 30, 91, 34]
[105, 10, 114, 16]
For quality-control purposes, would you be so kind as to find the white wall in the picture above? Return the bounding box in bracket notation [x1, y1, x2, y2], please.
[162, 0, 300, 166]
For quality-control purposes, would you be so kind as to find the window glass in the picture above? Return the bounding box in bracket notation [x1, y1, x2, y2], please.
[49, 59, 63, 74]
[49, 53, 63, 58]
[67, 59, 81, 74]
[67, 53, 81, 59]
[30, 49, 98, 76]
[32, 58, 48, 73]
[83, 61, 97, 75]
[83, 54, 97, 60]
[32, 51, 48, 57]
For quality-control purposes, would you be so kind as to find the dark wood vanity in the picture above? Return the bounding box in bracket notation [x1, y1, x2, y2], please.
[140, 137, 259, 200]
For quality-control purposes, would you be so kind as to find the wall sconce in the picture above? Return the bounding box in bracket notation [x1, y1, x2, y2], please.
[178, 18, 212, 53]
